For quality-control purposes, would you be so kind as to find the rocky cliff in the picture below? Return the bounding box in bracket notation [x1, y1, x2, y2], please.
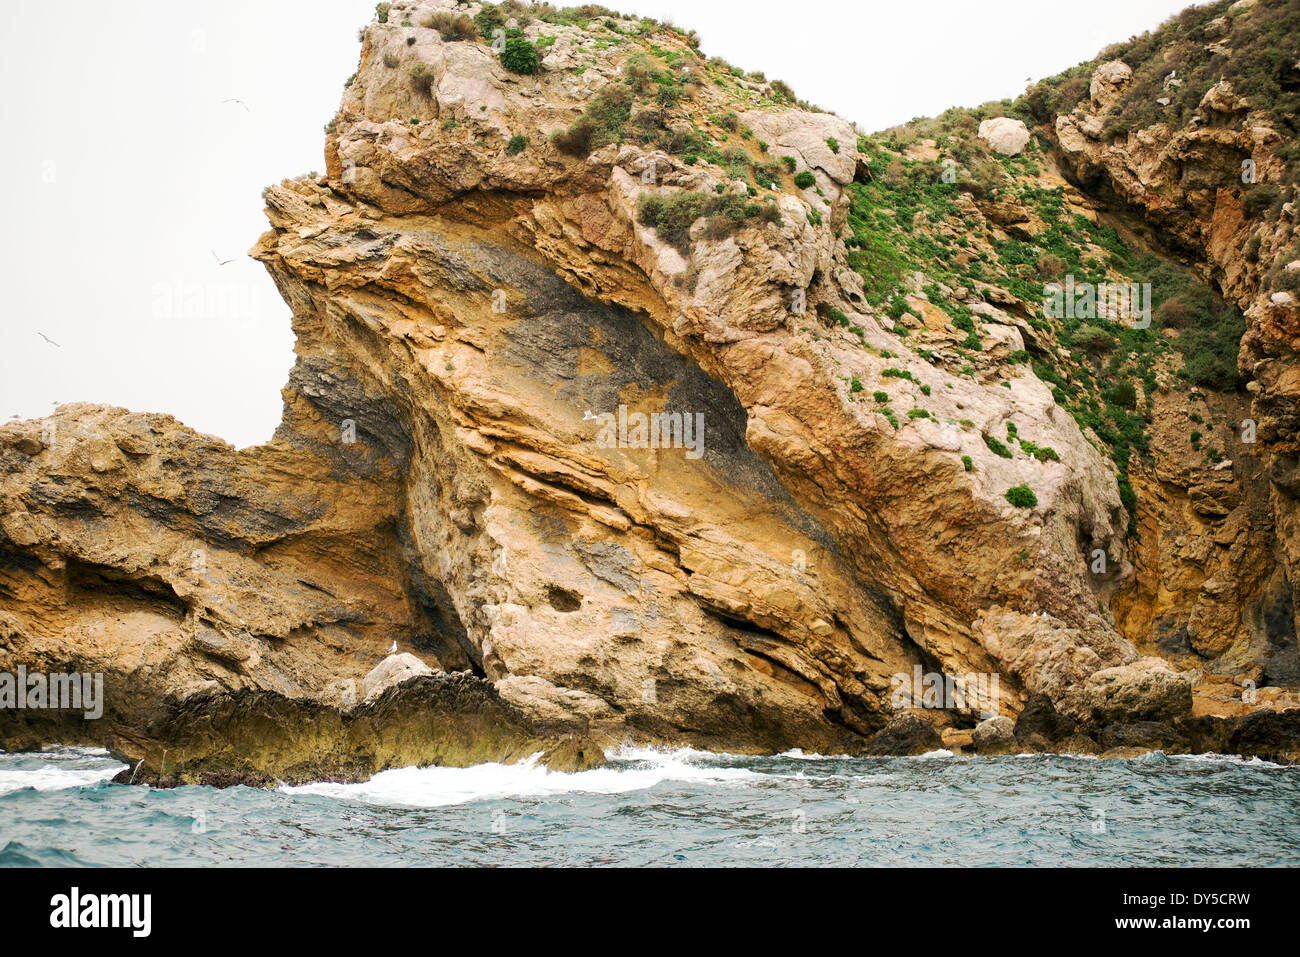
[3, 0, 1299, 779]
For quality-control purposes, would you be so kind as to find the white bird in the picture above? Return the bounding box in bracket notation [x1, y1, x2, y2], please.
[222, 98, 251, 111]
[37, 332, 60, 347]
[388, 640, 398, 654]
[583, 410, 599, 421]
[211, 249, 237, 266]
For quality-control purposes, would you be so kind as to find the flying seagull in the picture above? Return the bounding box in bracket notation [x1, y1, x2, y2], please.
[222, 98, 251, 111]
[211, 249, 237, 266]
[37, 332, 60, 348]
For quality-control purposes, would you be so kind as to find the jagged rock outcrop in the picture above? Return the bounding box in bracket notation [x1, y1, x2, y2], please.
[2, 0, 1298, 776]
[1037, 0, 1300, 696]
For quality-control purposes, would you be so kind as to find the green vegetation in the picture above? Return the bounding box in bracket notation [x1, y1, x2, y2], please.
[376, 2, 391, 23]
[506, 134, 528, 155]
[1024, 0, 1300, 188]
[881, 367, 917, 383]
[1005, 484, 1038, 509]
[552, 86, 633, 154]
[501, 36, 539, 74]
[984, 434, 1013, 459]
[425, 11, 478, 40]
[962, 455, 974, 472]
[794, 170, 816, 189]
[409, 62, 435, 95]
[636, 190, 776, 250]
[1020, 440, 1060, 463]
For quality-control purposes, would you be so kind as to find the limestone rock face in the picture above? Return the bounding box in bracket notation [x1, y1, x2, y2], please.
[2, 0, 1295, 776]
[977, 117, 1031, 156]
[1044, 49, 1300, 696]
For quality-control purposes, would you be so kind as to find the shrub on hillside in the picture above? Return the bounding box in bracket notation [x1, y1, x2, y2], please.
[501, 37, 539, 74]
[425, 12, 479, 40]
[1005, 484, 1038, 508]
[552, 86, 632, 155]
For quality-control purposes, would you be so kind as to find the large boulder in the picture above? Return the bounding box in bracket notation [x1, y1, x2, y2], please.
[977, 117, 1031, 156]
[362, 652, 436, 704]
[972, 715, 1017, 754]
[865, 715, 943, 756]
[1089, 60, 1133, 111]
[1078, 659, 1193, 724]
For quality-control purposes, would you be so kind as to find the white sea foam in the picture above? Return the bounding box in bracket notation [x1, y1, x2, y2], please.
[283, 747, 760, 808]
[776, 748, 853, 760]
[0, 748, 124, 794]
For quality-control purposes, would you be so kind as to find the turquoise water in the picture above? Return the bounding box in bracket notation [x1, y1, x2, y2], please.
[2, 746, 1298, 867]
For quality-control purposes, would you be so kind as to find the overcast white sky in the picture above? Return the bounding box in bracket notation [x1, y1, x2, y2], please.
[0, 0, 1196, 448]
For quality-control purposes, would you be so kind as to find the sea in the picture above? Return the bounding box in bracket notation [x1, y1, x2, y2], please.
[2, 745, 1298, 867]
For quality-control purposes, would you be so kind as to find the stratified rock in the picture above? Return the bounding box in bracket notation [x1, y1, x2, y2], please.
[865, 715, 943, 756]
[1097, 721, 1185, 753]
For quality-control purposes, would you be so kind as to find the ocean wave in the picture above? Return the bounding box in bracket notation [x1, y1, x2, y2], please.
[282, 747, 760, 808]
[0, 748, 124, 795]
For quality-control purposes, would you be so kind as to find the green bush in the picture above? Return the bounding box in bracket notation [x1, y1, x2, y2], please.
[409, 62, 435, 95]
[962, 455, 974, 472]
[552, 86, 632, 155]
[850, 377, 864, 393]
[1242, 184, 1280, 219]
[501, 37, 539, 74]
[1020, 440, 1059, 462]
[1109, 380, 1137, 409]
[1005, 484, 1038, 508]
[473, 2, 507, 38]
[425, 12, 479, 40]
[794, 170, 816, 189]
[781, 155, 797, 173]
[984, 434, 1013, 459]
[636, 189, 769, 250]
[873, 391, 889, 403]
[1071, 325, 1114, 352]
[506, 134, 527, 155]
[826, 136, 839, 154]
[376, 2, 391, 23]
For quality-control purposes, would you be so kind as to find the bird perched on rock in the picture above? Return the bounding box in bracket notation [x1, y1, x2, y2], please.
[388, 641, 398, 654]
